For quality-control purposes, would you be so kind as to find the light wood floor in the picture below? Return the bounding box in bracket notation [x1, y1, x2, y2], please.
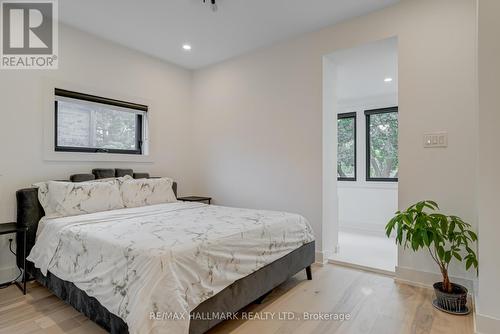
[0, 264, 473, 334]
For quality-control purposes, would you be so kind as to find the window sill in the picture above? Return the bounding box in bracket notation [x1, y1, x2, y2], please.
[337, 181, 398, 190]
[43, 151, 154, 163]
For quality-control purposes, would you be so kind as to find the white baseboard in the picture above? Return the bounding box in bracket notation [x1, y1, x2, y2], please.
[475, 313, 500, 334]
[0, 266, 19, 284]
[395, 266, 474, 291]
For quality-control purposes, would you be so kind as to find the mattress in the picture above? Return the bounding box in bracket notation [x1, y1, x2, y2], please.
[27, 202, 314, 334]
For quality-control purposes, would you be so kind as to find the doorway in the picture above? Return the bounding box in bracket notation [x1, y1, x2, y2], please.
[324, 37, 398, 273]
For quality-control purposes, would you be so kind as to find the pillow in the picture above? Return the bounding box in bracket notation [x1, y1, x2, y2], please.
[121, 177, 177, 208]
[33, 178, 126, 217]
[33, 181, 50, 214]
[33, 176, 132, 217]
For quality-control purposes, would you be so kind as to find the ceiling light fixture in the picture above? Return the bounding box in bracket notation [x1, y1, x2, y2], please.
[202, 0, 218, 12]
[182, 44, 192, 51]
[384, 77, 393, 82]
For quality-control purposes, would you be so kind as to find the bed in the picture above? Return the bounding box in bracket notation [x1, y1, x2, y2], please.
[16, 169, 315, 334]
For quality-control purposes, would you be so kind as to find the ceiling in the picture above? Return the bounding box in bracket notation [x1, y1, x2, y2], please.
[59, 0, 400, 69]
[331, 37, 398, 101]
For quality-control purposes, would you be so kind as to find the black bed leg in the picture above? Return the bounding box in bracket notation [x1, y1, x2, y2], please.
[305, 266, 312, 280]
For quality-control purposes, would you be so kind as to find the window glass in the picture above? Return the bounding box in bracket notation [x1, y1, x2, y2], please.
[57, 101, 140, 151]
[366, 109, 398, 180]
[337, 113, 356, 180]
[54, 89, 146, 155]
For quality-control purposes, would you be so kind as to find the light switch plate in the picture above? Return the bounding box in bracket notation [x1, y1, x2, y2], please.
[424, 132, 448, 148]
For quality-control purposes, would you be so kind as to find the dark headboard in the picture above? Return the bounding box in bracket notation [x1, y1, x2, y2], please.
[16, 169, 177, 275]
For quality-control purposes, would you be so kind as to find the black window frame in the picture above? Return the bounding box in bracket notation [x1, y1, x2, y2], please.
[365, 106, 398, 182]
[54, 88, 147, 155]
[337, 112, 357, 181]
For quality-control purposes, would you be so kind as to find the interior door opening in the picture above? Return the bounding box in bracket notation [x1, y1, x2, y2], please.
[324, 37, 399, 273]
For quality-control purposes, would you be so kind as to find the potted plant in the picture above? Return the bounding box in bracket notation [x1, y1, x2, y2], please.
[385, 200, 478, 314]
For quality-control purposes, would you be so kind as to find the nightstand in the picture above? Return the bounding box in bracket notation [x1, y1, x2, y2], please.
[178, 196, 212, 204]
[0, 223, 28, 294]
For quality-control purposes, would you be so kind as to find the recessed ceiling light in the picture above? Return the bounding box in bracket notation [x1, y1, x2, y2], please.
[182, 44, 192, 51]
[384, 77, 393, 82]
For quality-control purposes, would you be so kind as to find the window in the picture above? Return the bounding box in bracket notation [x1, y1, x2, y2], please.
[337, 112, 356, 181]
[54, 89, 147, 155]
[365, 107, 398, 181]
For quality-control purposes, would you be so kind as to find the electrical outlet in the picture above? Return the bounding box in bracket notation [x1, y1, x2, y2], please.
[424, 132, 448, 148]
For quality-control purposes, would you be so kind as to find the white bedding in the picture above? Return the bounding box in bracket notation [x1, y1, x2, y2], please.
[27, 202, 314, 334]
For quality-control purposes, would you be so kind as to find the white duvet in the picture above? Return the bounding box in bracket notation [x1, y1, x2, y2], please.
[27, 202, 314, 334]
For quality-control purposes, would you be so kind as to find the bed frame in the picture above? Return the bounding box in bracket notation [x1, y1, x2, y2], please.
[16, 168, 315, 334]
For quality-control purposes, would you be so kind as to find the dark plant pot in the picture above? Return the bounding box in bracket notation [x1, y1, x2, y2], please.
[433, 282, 469, 314]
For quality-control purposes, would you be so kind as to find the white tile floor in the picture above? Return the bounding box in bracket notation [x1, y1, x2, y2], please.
[330, 231, 397, 273]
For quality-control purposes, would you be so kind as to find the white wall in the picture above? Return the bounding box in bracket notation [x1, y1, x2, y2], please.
[338, 184, 397, 235]
[191, 0, 478, 285]
[337, 95, 398, 235]
[476, 0, 500, 332]
[0, 25, 194, 281]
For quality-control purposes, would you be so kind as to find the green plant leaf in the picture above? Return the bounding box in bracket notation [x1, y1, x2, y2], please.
[385, 218, 396, 237]
[444, 251, 452, 264]
[448, 221, 456, 235]
[466, 230, 478, 241]
[427, 200, 439, 209]
[397, 224, 403, 245]
[411, 233, 420, 251]
[402, 214, 412, 227]
[437, 246, 445, 259]
[466, 257, 473, 270]
[421, 230, 429, 247]
[440, 217, 448, 234]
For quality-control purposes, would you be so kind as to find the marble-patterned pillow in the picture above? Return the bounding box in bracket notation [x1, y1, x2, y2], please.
[33, 176, 132, 217]
[45, 179, 124, 217]
[33, 181, 51, 215]
[121, 177, 177, 208]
